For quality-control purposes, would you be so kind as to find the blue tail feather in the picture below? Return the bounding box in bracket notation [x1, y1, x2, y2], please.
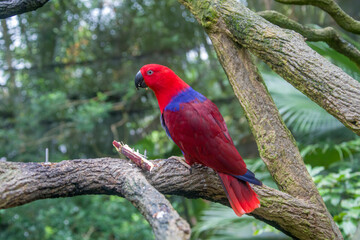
[232, 169, 262, 186]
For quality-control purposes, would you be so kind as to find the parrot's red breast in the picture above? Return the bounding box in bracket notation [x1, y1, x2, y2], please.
[135, 64, 261, 216]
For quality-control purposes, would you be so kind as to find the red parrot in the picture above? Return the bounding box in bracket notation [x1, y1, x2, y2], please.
[135, 64, 261, 216]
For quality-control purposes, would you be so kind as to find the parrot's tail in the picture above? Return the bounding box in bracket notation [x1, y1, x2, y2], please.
[218, 172, 260, 216]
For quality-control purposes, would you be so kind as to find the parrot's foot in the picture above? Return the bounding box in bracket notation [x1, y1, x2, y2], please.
[169, 156, 191, 170]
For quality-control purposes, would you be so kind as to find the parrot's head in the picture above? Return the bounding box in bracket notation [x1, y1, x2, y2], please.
[135, 64, 188, 92]
[135, 64, 190, 112]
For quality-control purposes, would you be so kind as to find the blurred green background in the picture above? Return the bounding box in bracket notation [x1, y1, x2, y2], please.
[0, 0, 359, 239]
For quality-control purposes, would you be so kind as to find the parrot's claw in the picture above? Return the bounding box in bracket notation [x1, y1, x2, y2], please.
[169, 156, 192, 171]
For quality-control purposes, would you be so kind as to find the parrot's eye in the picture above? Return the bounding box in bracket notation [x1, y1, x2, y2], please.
[147, 70, 154, 75]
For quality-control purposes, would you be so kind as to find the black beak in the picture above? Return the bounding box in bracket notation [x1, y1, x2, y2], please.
[135, 71, 147, 90]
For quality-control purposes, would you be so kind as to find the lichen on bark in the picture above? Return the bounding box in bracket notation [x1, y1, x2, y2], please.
[0, 158, 342, 240]
[178, 0, 345, 239]
[180, 0, 360, 136]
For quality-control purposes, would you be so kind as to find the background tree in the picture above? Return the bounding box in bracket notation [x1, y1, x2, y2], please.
[0, 0, 359, 239]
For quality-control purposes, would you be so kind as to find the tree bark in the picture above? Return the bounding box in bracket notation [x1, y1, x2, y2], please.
[0, 158, 341, 240]
[178, 0, 343, 239]
[275, 0, 360, 34]
[258, 10, 360, 69]
[208, 26, 342, 240]
[179, 0, 360, 136]
[0, 0, 49, 19]
[0, 159, 190, 240]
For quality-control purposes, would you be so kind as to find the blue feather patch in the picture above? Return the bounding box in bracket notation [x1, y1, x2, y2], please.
[164, 87, 206, 112]
[232, 170, 262, 186]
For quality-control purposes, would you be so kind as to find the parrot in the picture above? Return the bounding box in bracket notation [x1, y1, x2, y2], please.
[135, 64, 261, 216]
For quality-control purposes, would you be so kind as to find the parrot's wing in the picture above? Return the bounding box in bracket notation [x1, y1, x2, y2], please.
[163, 99, 247, 175]
[160, 114, 172, 140]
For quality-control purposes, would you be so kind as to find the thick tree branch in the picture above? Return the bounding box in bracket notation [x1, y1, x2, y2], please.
[0, 158, 339, 239]
[275, 0, 360, 34]
[179, 0, 360, 136]
[0, 159, 190, 240]
[258, 10, 360, 68]
[0, 0, 49, 19]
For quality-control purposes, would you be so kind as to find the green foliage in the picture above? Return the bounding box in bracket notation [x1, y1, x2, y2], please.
[71, 99, 112, 132]
[308, 166, 360, 239]
[300, 138, 360, 167]
[0, 196, 153, 240]
[264, 71, 347, 140]
[192, 203, 288, 240]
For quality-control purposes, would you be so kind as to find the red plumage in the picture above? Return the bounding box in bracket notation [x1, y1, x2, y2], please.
[163, 100, 247, 175]
[218, 173, 260, 216]
[137, 64, 261, 216]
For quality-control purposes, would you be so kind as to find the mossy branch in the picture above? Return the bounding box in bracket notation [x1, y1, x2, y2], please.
[0, 158, 191, 240]
[178, 0, 344, 239]
[207, 26, 342, 240]
[258, 10, 360, 69]
[180, 0, 360, 136]
[0, 158, 340, 240]
[275, 0, 360, 34]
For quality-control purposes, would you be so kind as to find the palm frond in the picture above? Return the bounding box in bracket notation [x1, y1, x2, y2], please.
[192, 203, 289, 240]
[263, 72, 347, 140]
[301, 138, 360, 162]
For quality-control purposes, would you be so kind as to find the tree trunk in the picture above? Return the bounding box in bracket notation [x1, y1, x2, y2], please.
[178, 0, 343, 239]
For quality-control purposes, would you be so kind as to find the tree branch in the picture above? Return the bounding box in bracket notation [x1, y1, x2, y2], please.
[179, 0, 360, 136]
[258, 10, 360, 68]
[0, 157, 339, 239]
[0, 0, 49, 19]
[275, 0, 360, 34]
[178, 1, 342, 239]
[0, 158, 190, 240]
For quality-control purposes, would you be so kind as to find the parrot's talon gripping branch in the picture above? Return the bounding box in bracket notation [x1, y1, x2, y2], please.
[112, 140, 154, 172]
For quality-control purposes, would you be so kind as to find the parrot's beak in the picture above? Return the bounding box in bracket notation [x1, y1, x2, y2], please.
[135, 71, 147, 90]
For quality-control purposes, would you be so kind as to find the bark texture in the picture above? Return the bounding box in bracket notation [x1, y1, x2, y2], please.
[258, 10, 360, 68]
[178, 0, 343, 239]
[180, 0, 360, 136]
[0, 158, 340, 239]
[275, 0, 360, 34]
[0, 0, 49, 19]
[0, 159, 190, 240]
[209, 27, 341, 240]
